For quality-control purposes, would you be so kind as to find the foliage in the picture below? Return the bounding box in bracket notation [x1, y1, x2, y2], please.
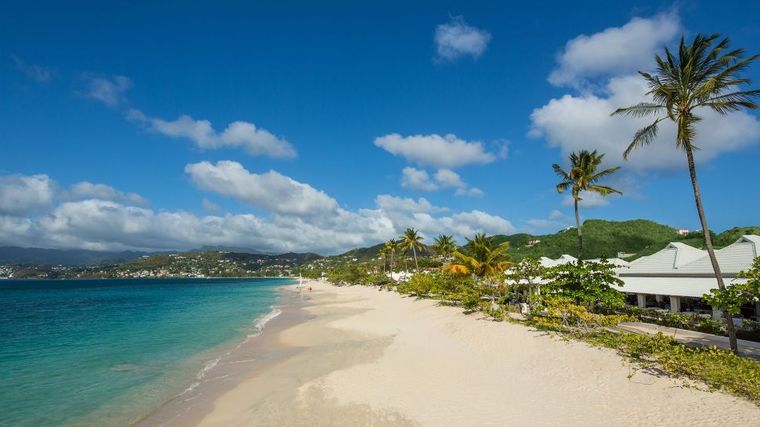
[583, 331, 760, 404]
[400, 228, 425, 271]
[703, 257, 760, 316]
[432, 234, 457, 261]
[508, 258, 544, 300]
[553, 150, 622, 202]
[602, 305, 726, 336]
[447, 233, 511, 279]
[540, 260, 625, 309]
[530, 296, 633, 331]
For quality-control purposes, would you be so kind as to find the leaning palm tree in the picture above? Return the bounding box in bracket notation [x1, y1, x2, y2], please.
[612, 33, 759, 353]
[432, 234, 456, 261]
[553, 150, 621, 259]
[447, 233, 512, 281]
[378, 245, 388, 273]
[400, 228, 425, 272]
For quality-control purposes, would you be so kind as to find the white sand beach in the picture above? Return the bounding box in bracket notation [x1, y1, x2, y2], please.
[196, 280, 760, 426]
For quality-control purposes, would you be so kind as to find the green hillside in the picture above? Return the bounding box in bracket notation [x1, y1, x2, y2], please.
[339, 220, 760, 263]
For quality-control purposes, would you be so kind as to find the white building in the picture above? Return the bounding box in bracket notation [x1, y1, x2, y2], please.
[616, 235, 760, 319]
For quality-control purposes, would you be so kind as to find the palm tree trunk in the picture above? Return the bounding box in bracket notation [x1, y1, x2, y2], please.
[574, 197, 583, 260]
[390, 252, 394, 272]
[413, 247, 419, 271]
[685, 146, 738, 353]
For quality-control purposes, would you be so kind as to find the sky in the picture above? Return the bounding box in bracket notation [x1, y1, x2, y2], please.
[1, 0, 759, 254]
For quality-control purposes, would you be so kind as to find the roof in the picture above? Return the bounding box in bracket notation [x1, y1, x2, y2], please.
[616, 276, 747, 298]
[539, 254, 577, 268]
[586, 258, 630, 268]
[675, 235, 759, 275]
[624, 242, 706, 275]
[623, 235, 759, 277]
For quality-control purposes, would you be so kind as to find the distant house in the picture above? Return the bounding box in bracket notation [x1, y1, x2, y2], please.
[616, 235, 760, 320]
[677, 228, 690, 236]
[526, 239, 541, 247]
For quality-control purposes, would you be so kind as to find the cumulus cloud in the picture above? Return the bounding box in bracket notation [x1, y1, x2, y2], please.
[375, 133, 499, 169]
[530, 75, 760, 171]
[185, 161, 335, 217]
[12, 55, 54, 82]
[526, 210, 572, 230]
[65, 182, 148, 206]
[129, 110, 296, 158]
[81, 74, 132, 107]
[561, 191, 614, 208]
[548, 12, 680, 88]
[0, 174, 56, 216]
[400, 167, 483, 196]
[434, 16, 491, 62]
[0, 170, 516, 253]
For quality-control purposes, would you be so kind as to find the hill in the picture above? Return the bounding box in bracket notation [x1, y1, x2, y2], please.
[0, 247, 151, 266]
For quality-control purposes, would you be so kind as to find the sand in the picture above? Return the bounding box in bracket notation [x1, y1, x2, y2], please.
[195, 280, 759, 426]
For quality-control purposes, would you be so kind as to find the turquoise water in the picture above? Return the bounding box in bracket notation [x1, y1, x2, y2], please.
[0, 278, 291, 426]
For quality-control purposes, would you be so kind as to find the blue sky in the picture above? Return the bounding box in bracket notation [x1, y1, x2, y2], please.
[1, 1, 759, 254]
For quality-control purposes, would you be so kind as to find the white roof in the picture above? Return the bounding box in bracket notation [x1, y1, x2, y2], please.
[625, 242, 706, 274]
[617, 276, 747, 298]
[539, 254, 577, 268]
[586, 258, 631, 268]
[675, 235, 759, 275]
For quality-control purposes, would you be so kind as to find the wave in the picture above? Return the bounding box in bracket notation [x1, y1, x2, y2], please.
[179, 305, 283, 397]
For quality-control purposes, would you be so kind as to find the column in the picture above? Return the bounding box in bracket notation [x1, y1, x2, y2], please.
[669, 296, 681, 313]
[655, 295, 664, 304]
[636, 294, 647, 308]
[712, 308, 723, 320]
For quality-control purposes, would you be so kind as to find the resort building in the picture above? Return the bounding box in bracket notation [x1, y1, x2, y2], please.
[615, 235, 760, 320]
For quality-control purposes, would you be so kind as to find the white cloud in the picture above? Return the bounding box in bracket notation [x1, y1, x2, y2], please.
[202, 198, 220, 212]
[434, 16, 491, 62]
[0, 174, 56, 216]
[81, 74, 132, 107]
[129, 111, 296, 158]
[530, 75, 760, 171]
[434, 169, 465, 188]
[65, 182, 147, 206]
[401, 167, 439, 191]
[561, 191, 613, 208]
[375, 133, 498, 169]
[548, 12, 680, 88]
[0, 168, 517, 254]
[185, 161, 337, 217]
[12, 55, 54, 82]
[455, 187, 484, 198]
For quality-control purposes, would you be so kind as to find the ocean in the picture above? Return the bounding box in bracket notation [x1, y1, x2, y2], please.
[0, 277, 292, 426]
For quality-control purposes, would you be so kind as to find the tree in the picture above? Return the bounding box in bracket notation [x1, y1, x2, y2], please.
[448, 233, 512, 282]
[432, 234, 456, 261]
[612, 34, 759, 353]
[541, 261, 625, 309]
[400, 228, 425, 272]
[378, 245, 388, 273]
[384, 240, 397, 272]
[553, 150, 621, 259]
[703, 257, 760, 319]
[508, 258, 544, 298]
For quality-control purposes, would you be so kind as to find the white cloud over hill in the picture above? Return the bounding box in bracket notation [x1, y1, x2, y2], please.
[0, 170, 515, 254]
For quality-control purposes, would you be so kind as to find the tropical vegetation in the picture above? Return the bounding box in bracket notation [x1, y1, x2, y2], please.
[552, 150, 621, 259]
[613, 33, 760, 353]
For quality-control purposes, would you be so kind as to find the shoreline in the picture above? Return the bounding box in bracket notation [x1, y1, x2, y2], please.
[190, 280, 759, 426]
[135, 282, 310, 426]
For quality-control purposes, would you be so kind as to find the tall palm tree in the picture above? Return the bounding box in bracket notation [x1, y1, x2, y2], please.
[384, 240, 397, 273]
[432, 234, 456, 261]
[612, 34, 759, 353]
[448, 233, 511, 281]
[553, 150, 621, 259]
[400, 228, 425, 272]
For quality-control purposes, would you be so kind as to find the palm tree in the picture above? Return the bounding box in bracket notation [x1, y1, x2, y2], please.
[400, 228, 425, 272]
[448, 233, 511, 281]
[553, 150, 621, 259]
[384, 240, 397, 273]
[378, 245, 388, 273]
[612, 34, 759, 353]
[432, 234, 456, 261]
